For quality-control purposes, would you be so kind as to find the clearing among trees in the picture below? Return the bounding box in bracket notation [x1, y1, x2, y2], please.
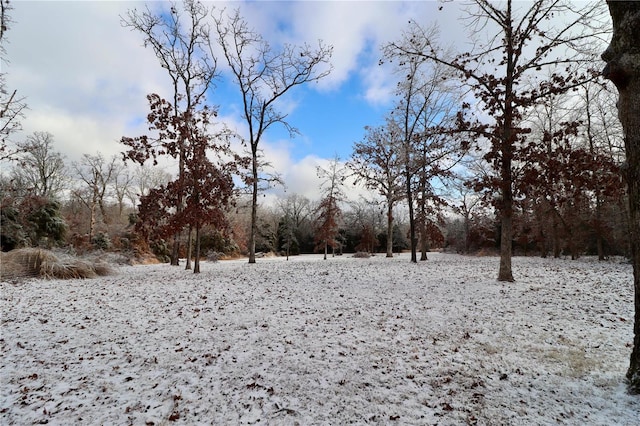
[1, 253, 637, 424]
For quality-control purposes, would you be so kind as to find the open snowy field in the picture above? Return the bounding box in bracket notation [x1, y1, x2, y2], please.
[1, 252, 638, 425]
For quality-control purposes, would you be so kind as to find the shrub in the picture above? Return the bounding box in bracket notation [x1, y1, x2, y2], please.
[353, 251, 371, 258]
[150, 239, 171, 263]
[1, 206, 27, 251]
[92, 232, 111, 250]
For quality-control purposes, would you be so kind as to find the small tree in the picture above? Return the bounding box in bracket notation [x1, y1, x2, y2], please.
[131, 97, 242, 272]
[278, 193, 313, 256]
[278, 209, 296, 260]
[179, 109, 239, 273]
[213, 8, 333, 263]
[72, 153, 118, 242]
[348, 120, 404, 258]
[315, 156, 346, 260]
[449, 174, 482, 254]
[111, 163, 135, 221]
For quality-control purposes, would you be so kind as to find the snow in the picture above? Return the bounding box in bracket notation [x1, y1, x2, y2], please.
[1, 252, 638, 425]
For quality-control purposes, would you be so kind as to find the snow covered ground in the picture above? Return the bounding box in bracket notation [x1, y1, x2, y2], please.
[1, 252, 638, 425]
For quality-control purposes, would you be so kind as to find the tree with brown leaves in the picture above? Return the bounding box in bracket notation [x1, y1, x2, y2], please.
[213, 8, 333, 264]
[348, 120, 404, 258]
[122, 0, 218, 265]
[385, 0, 608, 280]
[128, 96, 243, 273]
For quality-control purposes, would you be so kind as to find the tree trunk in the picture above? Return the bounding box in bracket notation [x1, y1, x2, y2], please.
[602, 0, 640, 393]
[585, 85, 606, 262]
[194, 224, 201, 273]
[498, 210, 514, 281]
[498, 130, 515, 281]
[286, 231, 290, 261]
[171, 233, 180, 266]
[98, 200, 110, 225]
[553, 210, 561, 258]
[596, 197, 605, 261]
[249, 149, 259, 264]
[537, 206, 547, 258]
[185, 227, 192, 270]
[464, 212, 471, 254]
[420, 222, 428, 261]
[386, 201, 394, 258]
[89, 201, 96, 242]
[405, 165, 417, 263]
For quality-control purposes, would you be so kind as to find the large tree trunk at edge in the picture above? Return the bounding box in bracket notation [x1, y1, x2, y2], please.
[602, 0, 640, 394]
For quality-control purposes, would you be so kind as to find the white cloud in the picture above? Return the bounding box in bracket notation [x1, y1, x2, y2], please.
[4, 0, 463, 203]
[6, 1, 169, 161]
[260, 154, 374, 207]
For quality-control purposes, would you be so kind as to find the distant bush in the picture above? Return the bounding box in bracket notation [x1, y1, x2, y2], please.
[150, 239, 171, 263]
[92, 232, 111, 250]
[206, 251, 221, 262]
[353, 252, 371, 258]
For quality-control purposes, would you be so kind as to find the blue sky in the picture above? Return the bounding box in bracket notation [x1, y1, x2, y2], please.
[3, 1, 473, 200]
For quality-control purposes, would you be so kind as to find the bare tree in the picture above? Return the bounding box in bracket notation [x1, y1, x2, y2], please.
[348, 120, 404, 258]
[127, 164, 172, 208]
[577, 78, 625, 261]
[10, 132, 67, 199]
[385, 0, 608, 280]
[72, 153, 117, 240]
[277, 193, 313, 258]
[602, 0, 640, 395]
[0, 0, 27, 162]
[344, 198, 384, 255]
[384, 33, 463, 263]
[111, 162, 135, 220]
[450, 175, 482, 254]
[412, 90, 465, 261]
[213, 8, 333, 263]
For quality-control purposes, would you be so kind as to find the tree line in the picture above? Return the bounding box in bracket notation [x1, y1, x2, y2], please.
[0, 1, 629, 269]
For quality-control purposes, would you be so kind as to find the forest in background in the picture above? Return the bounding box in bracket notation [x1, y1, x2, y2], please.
[0, 0, 627, 267]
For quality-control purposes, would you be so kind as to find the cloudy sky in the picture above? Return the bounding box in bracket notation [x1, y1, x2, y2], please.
[4, 1, 472, 200]
[3, 1, 606, 202]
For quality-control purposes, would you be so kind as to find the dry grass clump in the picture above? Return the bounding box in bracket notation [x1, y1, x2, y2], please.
[0, 248, 113, 281]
